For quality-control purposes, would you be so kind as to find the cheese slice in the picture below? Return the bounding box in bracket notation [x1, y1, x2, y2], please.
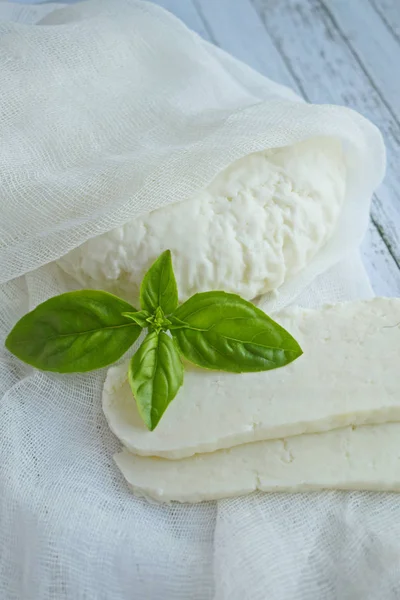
[115, 423, 400, 503]
[103, 298, 400, 459]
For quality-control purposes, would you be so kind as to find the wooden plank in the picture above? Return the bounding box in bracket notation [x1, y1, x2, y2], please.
[322, 0, 400, 123]
[253, 0, 400, 270]
[193, 0, 300, 91]
[362, 222, 400, 296]
[371, 0, 400, 43]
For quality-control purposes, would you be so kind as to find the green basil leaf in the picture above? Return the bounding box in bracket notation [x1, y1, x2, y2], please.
[129, 331, 184, 431]
[171, 291, 302, 373]
[122, 310, 151, 328]
[167, 315, 189, 330]
[5, 290, 141, 373]
[140, 250, 178, 315]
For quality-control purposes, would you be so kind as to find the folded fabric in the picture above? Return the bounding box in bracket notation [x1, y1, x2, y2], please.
[0, 0, 384, 317]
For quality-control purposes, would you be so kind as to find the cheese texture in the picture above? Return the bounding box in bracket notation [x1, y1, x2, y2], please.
[114, 423, 400, 503]
[102, 298, 400, 459]
[58, 136, 345, 303]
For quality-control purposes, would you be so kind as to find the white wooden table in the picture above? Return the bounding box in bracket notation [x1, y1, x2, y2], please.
[11, 0, 400, 297]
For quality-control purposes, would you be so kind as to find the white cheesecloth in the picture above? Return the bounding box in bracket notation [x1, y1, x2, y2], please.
[0, 2, 393, 599]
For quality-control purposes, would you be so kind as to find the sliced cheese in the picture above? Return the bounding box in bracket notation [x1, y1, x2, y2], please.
[103, 298, 400, 459]
[115, 423, 400, 503]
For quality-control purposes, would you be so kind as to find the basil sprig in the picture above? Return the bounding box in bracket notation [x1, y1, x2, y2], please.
[6, 250, 302, 430]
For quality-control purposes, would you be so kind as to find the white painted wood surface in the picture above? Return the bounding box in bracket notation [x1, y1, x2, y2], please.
[371, 0, 400, 44]
[6, 0, 400, 296]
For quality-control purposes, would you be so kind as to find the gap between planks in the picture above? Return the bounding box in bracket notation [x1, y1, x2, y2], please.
[321, 0, 400, 126]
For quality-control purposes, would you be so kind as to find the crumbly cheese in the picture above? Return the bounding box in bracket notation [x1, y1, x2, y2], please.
[114, 422, 400, 503]
[58, 136, 345, 303]
[102, 298, 400, 459]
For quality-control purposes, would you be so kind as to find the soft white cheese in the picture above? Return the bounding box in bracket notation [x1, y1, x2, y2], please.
[115, 422, 400, 503]
[58, 136, 345, 303]
[103, 298, 400, 459]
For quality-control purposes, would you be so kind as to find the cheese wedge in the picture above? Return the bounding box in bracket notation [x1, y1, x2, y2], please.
[115, 423, 400, 503]
[103, 298, 400, 459]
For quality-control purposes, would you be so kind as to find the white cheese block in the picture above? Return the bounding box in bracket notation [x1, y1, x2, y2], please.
[58, 136, 345, 304]
[102, 298, 400, 459]
[114, 422, 400, 503]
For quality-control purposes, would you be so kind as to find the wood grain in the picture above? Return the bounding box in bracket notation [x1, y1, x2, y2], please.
[362, 224, 400, 297]
[372, 0, 400, 42]
[193, 0, 299, 90]
[323, 0, 400, 123]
